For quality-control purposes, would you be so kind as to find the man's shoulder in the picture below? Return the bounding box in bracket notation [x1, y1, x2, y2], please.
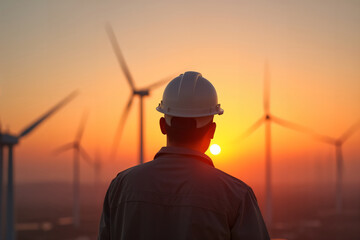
[209, 165, 252, 194]
[113, 162, 146, 178]
[111, 160, 155, 183]
[111, 157, 252, 198]
[119, 158, 248, 182]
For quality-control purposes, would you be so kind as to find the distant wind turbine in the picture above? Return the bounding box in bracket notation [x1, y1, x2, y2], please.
[295, 119, 360, 214]
[105, 23, 173, 164]
[53, 111, 92, 228]
[256, 108, 360, 213]
[0, 91, 78, 240]
[241, 62, 316, 226]
[93, 151, 102, 187]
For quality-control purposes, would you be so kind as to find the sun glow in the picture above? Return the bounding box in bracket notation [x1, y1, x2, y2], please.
[210, 144, 221, 155]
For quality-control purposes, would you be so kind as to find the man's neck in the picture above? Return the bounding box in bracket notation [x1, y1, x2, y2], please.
[166, 140, 207, 154]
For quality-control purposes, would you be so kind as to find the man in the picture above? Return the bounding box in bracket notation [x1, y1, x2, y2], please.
[98, 71, 270, 239]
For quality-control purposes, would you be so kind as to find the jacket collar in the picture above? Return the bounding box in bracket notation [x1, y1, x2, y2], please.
[154, 146, 214, 167]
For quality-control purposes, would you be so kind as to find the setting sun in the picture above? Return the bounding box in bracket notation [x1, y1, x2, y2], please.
[210, 144, 221, 155]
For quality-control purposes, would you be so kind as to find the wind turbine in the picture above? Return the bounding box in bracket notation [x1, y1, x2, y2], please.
[105, 23, 172, 164]
[293, 119, 360, 214]
[0, 91, 78, 240]
[253, 106, 360, 213]
[241, 62, 317, 227]
[53, 111, 92, 228]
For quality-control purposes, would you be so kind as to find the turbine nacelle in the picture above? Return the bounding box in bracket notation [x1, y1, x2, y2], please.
[0, 134, 19, 145]
[73, 142, 80, 149]
[335, 139, 343, 147]
[133, 89, 150, 96]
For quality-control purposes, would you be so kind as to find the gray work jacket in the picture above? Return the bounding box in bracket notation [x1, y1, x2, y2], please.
[98, 146, 270, 240]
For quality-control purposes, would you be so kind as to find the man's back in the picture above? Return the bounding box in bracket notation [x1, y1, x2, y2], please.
[98, 147, 269, 240]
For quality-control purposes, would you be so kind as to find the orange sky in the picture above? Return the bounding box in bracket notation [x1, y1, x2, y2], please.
[0, 0, 359, 187]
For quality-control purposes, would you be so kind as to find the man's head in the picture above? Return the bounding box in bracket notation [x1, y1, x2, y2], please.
[156, 71, 223, 152]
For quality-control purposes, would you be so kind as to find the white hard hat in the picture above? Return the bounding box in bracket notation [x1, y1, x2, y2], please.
[156, 71, 224, 118]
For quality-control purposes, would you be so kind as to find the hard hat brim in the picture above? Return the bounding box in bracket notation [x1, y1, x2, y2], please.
[156, 105, 224, 118]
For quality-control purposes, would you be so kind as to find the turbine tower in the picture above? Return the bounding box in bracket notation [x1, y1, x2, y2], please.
[0, 122, 3, 240]
[105, 23, 172, 164]
[53, 111, 92, 228]
[0, 91, 78, 240]
[93, 151, 102, 187]
[241, 62, 315, 227]
[93, 150, 103, 203]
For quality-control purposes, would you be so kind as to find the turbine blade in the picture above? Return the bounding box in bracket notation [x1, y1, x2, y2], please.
[105, 23, 136, 91]
[79, 146, 93, 165]
[52, 143, 74, 155]
[263, 60, 270, 114]
[110, 94, 134, 160]
[18, 90, 78, 139]
[242, 116, 265, 139]
[271, 115, 335, 144]
[339, 119, 360, 143]
[75, 111, 89, 143]
[144, 75, 173, 91]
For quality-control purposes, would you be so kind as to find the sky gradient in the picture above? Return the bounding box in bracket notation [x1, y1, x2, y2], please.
[0, 0, 359, 187]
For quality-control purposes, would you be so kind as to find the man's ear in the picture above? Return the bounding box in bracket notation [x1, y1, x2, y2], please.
[208, 122, 216, 139]
[160, 117, 167, 135]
